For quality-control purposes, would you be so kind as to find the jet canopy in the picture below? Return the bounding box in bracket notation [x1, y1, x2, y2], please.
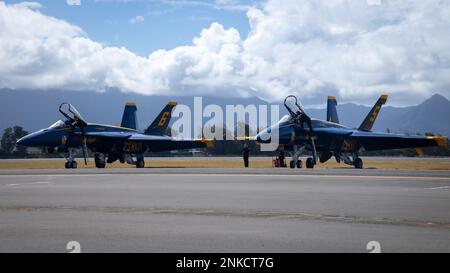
[284, 95, 306, 119]
[59, 103, 87, 127]
[276, 115, 292, 127]
[283, 94, 314, 132]
[48, 120, 68, 130]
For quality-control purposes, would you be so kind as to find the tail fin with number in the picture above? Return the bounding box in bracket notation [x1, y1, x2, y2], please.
[358, 95, 388, 131]
[144, 102, 177, 135]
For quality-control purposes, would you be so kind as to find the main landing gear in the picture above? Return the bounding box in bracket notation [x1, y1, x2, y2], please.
[95, 153, 106, 168]
[123, 154, 145, 168]
[354, 157, 363, 169]
[342, 153, 363, 169]
[128, 154, 145, 168]
[305, 157, 315, 168]
[136, 158, 145, 168]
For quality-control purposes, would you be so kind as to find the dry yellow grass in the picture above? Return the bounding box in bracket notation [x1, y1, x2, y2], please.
[0, 158, 449, 170]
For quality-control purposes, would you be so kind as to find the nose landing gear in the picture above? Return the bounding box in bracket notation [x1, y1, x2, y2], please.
[290, 160, 303, 168]
[289, 144, 305, 169]
[65, 149, 78, 169]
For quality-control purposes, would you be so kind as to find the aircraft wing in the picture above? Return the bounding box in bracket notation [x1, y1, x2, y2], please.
[349, 131, 447, 151]
[315, 128, 353, 136]
[81, 131, 133, 139]
[128, 133, 211, 152]
[78, 131, 210, 151]
[79, 132, 170, 140]
[128, 134, 173, 141]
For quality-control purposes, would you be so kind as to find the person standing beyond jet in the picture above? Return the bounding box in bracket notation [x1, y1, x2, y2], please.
[242, 143, 250, 168]
[278, 146, 286, 167]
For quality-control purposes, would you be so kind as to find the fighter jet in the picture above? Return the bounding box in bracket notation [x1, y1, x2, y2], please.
[16, 102, 210, 168]
[256, 95, 447, 169]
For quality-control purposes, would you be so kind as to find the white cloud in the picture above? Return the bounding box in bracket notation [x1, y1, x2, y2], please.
[366, 0, 382, 6]
[66, 0, 81, 6]
[1, 0, 450, 105]
[12, 1, 42, 9]
[129, 15, 144, 24]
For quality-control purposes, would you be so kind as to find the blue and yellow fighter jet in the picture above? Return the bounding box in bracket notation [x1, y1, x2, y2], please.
[256, 95, 447, 169]
[16, 102, 210, 168]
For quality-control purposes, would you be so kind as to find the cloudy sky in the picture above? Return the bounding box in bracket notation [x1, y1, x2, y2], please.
[0, 0, 449, 106]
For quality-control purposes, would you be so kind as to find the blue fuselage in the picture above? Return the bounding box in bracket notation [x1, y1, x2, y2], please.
[256, 117, 358, 153]
[17, 122, 139, 153]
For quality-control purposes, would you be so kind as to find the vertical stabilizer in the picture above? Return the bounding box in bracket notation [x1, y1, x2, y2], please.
[144, 102, 177, 135]
[358, 95, 388, 131]
[326, 96, 339, 123]
[121, 102, 138, 130]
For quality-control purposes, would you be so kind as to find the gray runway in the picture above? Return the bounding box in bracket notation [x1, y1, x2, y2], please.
[0, 168, 449, 252]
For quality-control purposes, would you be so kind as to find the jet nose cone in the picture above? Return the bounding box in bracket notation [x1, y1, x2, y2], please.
[16, 131, 46, 147]
[255, 134, 263, 143]
[16, 135, 31, 146]
[256, 129, 271, 143]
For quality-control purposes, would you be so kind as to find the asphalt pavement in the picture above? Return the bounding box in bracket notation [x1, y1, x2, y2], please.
[0, 168, 449, 252]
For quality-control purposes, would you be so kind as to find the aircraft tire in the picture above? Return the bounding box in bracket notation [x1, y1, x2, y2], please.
[95, 156, 106, 168]
[95, 162, 106, 168]
[136, 159, 145, 168]
[306, 157, 315, 169]
[296, 160, 303, 169]
[289, 160, 295, 169]
[354, 158, 363, 169]
[71, 161, 77, 169]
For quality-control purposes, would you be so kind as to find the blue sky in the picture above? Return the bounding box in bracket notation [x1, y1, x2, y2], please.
[5, 0, 254, 56]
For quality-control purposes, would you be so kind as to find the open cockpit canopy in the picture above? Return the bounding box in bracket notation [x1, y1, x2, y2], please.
[59, 103, 87, 126]
[48, 120, 67, 130]
[284, 95, 307, 119]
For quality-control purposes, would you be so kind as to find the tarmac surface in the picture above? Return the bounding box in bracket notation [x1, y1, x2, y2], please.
[0, 168, 449, 252]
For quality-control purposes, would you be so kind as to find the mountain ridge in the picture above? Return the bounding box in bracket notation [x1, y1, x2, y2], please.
[1, 89, 449, 137]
